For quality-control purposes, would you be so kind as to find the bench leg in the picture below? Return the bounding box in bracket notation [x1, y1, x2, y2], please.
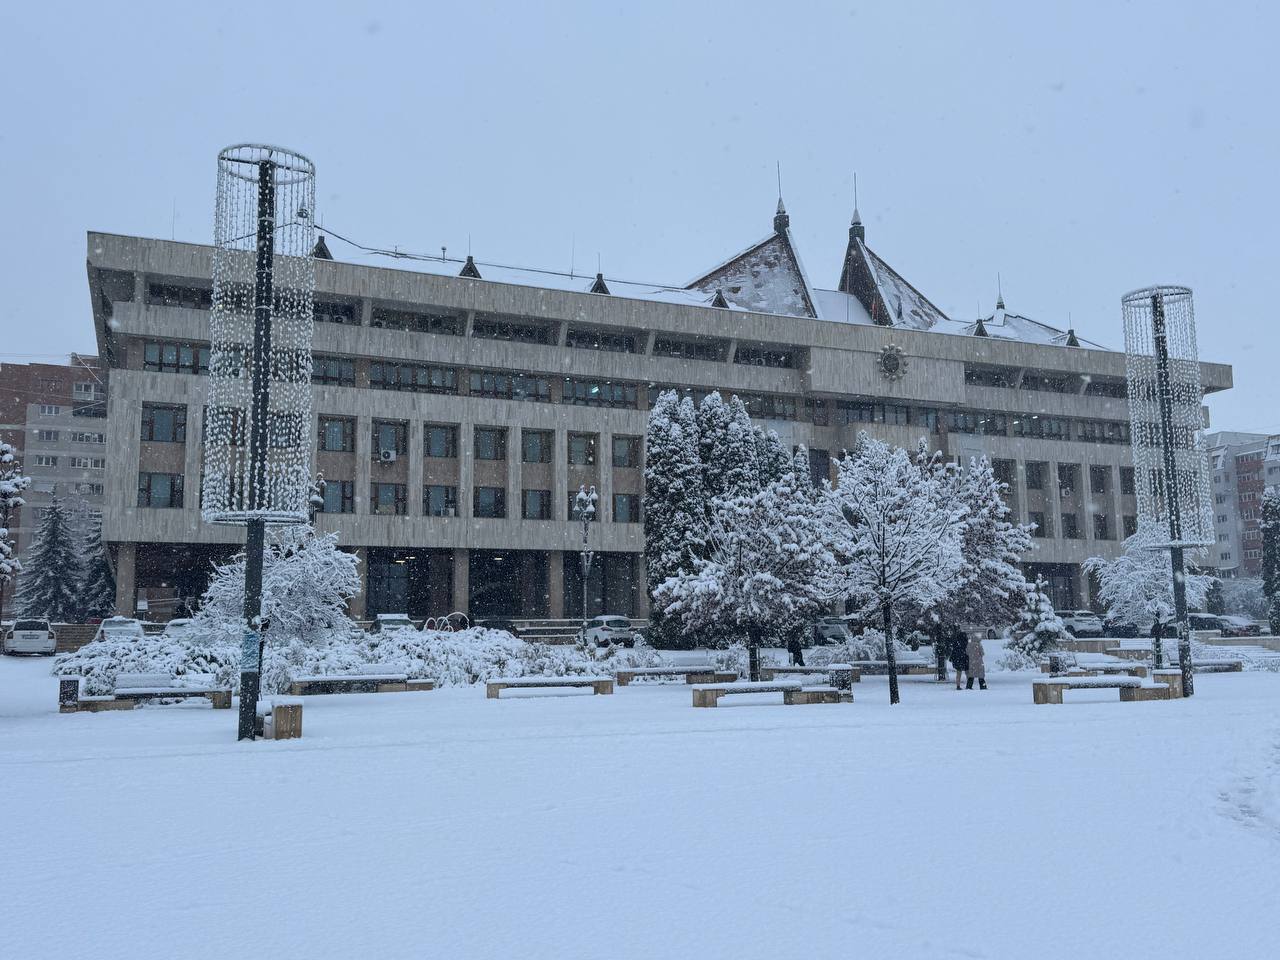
[692, 689, 720, 707]
[592, 680, 614, 695]
[615, 674, 632, 686]
[1034, 685, 1064, 705]
[486, 684, 502, 699]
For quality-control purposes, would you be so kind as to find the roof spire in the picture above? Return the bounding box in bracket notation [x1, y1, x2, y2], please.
[996, 272, 1005, 311]
[774, 162, 790, 233]
[850, 172, 864, 242]
[459, 255, 481, 279]
[1065, 328, 1080, 347]
[973, 316, 989, 337]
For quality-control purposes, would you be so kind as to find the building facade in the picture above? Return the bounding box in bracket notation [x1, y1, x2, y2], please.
[1206, 431, 1279, 577]
[0, 356, 108, 617]
[85, 207, 1232, 620]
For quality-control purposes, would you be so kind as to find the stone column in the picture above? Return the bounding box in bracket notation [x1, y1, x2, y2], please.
[349, 547, 368, 620]
[548, 550, 565, 618]
[407, 420, 424, 515]
[458, 422, 474, 521]
[635, 551, 650, 619]
[114, 542, 137, 616]
[355, 415, 373, 514]
[453, 548, 470, 616]
[599, 431, 614, 524]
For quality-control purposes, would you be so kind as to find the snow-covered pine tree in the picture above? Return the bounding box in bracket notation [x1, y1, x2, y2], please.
[643, 391, 706, 648]
[653, 466, 834, 680]
[828, 433, 967, 703]
[1083, 519, 1213, 666]
[15, 496, 82, 622]
[0, 440, 31, 616]
[696, 392, 758, 506]
[753, 426, 792, 487]
[1262, 489, 1280, 635]
[77, 512, 116, 621]
[1006, 575, 1070, 664]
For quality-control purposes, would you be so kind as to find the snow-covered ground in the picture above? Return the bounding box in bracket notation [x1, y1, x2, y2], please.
[2, 655, 1277, 959]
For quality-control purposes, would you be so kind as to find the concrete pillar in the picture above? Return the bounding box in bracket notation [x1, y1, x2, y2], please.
[506, 428, 521, 517]
[458, 422, 474, 519]
[114, 542, 137, 616]
[407, 420, 424, 515]
[359, 298, 373, 327]
[355, 415, 373, 514]
[548, 550, 565, 618]
[599, 431, 614, 524]
[453, 548, 470, 616]
[553, 428, 568, 519]
[635, 551, 650, 618]
[349, 547, 368, 620]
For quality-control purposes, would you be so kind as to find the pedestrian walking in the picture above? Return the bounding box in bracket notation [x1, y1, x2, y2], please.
[787, 633, 805, 667]
[966, 633, 987, 689]
[948, 626, 970, 690]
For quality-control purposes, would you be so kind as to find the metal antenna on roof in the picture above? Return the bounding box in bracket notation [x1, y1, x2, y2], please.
[570, 234, 576, 279]
[776, 161, 782, 202]
[597, 252, 602, 274]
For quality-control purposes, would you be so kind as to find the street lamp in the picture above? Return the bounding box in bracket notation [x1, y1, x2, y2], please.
[573, 484, 598, 639]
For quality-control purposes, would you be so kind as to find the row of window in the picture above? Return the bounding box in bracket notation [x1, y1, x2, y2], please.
[1026, 510, 1135, 541]
[30, 455, 105, 470]
[24, 481, 104, 496]
[358, 420, 640, 467]
[1024, 462, 1137, 496]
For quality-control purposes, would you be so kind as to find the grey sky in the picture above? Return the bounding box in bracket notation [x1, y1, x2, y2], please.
[4, 1, 1275, 431]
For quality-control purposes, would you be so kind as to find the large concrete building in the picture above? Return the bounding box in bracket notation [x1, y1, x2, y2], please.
[0, 355, 108, 618]
[1206, 430, 1280, 578]
[84, 204, 1232, 620]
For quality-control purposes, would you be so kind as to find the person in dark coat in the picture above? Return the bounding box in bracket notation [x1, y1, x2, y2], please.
[947, 626, 970, 690]
[787, 633, 805, 667]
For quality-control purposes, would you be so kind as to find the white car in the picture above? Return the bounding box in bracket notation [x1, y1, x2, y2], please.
[4, 619, 57, 655]
[92, 616, 146, 644]
[370, 613, 417, 634]
[582, 615, 636, 648]
[812, 616, 855, 644]
[1059, 610, 1104, 637]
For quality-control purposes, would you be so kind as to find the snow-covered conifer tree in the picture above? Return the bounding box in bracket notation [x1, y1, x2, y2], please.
[643, 392, 706, 647]
[15, 497, 81, 621]
[1084, 520, 1212, 666]
[654, 467, 834, 680]
[828, 433, 967, 703]
[1262, 489, 1280, 635]
[0, 440, 31, 616]
[1006, 576, 1070, 663]
[697, 392, 757, 506]
[77, 512, 116, 621]
[753, 427, 792, 487]
[947, 456, 1033, 628]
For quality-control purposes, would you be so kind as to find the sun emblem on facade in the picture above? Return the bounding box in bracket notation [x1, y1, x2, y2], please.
[879, 344, 907, 381]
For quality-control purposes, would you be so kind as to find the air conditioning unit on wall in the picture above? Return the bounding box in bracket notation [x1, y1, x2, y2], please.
[379, 449, 397, 463]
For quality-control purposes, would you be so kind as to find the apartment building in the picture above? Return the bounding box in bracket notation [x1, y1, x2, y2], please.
[84, 204, 1233, 619]
[1206, 430, 1279, 577]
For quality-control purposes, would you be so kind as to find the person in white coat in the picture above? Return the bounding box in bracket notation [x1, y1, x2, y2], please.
[966, 634, 987, 690]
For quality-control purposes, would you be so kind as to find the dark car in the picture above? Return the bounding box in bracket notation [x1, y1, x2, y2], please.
[1104, 618, 1174, 639]
[1218, 615, 1262, 637]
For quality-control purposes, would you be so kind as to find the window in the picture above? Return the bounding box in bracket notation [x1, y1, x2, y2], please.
[652, 336, 725, 361]
[471, 315, 552, 344]
[1220, 551, 1232, 562]
[371, 483, 407, 516]
[562, 378, 637, 408]
[369, 361, 457, 394]
[739, 393, 798, 421]
[882, 404, 911, 427]
[73, 382, 102, 398]
[1089, 465, 1109, 495]
[318, 416, 355, 452]
[1020, 373, 1072, 393]
[469, 370, 551, 402]
[992, 459, 1016, 490]
[837, 400, 877, 424]
[371, 307, 461, 335]
[141, 404, 187, 442]
[474, 486, 507, 518]
[1025, 461, 1046, 491]
[522, 430, 553, 464]
[143, 341, 209, 375]
[39, 404, 60, 416]
[612, 436, 641, 468]
[33, 455, 58, 468]
[312, 355, 355, 387]
[425, 484, 459, 517]
[1029, 511, 1049, 538]
[425, 424, 459, 458]
[319, 480, 355, 514]
[137, 472, 184, 508]
[313, 299, 359, 326]
[75, 482, 104, 496]
[568, 433, 597, 465]
[1093, 514, 1113, 540]
[36, 430, 59, 443]
[522, 489, 552, 520]
[1120, 467, 1136, 495]
[1061, 513, 1080, 539]
[1084, 379, 1127, 398]
[613, 493, 641, 523]
[808, 448, 832, 487]
[147, 282, 213, 310]
[1123, 515, 1138, 538]
[69, 457, 105, 470]
[372, 420, 408, 457]
[734, 346, 795, 368]
[1058, 464, 1079, 495]
[565, 328, 636, 353]
[964, 365, 1019, 388]
[204, 405, 247, 447]
[71, 431, 106, 443]
[474, 427, 507, 461]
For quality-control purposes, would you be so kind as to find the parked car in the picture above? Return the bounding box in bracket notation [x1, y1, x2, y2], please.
[1103, 617, 1175, 639]
[582, 615, 636, 648]
[370, 613, 417, 634]
[1218, 615, 1262, 637]
[3, 618, 57, 655]
[1187, 613, 1225, 632]
[91, 616, 146, 644]
[812, 616, 854, 644]
[1059, 610, 1105, 637]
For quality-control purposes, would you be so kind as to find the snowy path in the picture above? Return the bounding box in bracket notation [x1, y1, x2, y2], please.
[2, 656, 1277, 959]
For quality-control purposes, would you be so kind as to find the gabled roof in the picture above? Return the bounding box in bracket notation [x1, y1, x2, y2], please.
[956, 305, 1109, 349]
[685, 217, 819, 319]
[838, 231, 949, 330]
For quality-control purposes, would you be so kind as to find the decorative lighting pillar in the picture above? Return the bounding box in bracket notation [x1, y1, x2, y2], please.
[203, 145, 316, 739]
[1122, 285, 1214, 696]
[573, 484, 599, 638]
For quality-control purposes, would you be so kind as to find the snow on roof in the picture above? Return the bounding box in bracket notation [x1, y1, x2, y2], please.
[684, 230, 818, 319]
[955, 305, 1110, 350]
[860, 242, 949, 331]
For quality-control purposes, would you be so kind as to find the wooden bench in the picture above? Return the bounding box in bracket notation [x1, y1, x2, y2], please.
[758, 663, 861, 686]
[59, 677, 135, 713]
[1192, 659, 1244, 673]
[613, 666, 737, 685]
[113, 672, 233, 708]
[691, 680, 849, 707]
[1041, 661, 1148, 678]
[1032, 676, 1171, 705]
[486, 676, 614, 698]
[289, 663, 431, 695]
[850, 660, 933, 676]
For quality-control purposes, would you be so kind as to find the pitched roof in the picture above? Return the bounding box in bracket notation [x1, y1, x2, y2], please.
[685, 224, 819, 319]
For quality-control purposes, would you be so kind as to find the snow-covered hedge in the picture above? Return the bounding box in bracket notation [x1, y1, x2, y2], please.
[53, 624, 661, 695]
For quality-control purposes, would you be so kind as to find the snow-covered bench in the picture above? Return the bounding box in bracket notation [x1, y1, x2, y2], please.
[113, 672, 233, 708]
[1049, 662, 1149, 679]
[1191, 659, 1244, 672]
[758, 663, 861, 685]
[613, 665, 737, 685]
[289, 664, 434, 696]
[690, 680, 848, 707]
[1032, 676, 1172, 705]
[485, 676, 614, 698]
[849, 660, 933, 676]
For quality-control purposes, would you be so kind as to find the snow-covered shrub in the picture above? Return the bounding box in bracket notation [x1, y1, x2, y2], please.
[711, 643, 747, 677]
[1002, 577, 1070, 668]
[808, 629, 891, 665]
[53, 631, 186, 695]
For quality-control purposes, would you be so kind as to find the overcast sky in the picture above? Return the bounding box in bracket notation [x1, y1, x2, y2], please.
[4, 1, 1276, 432]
